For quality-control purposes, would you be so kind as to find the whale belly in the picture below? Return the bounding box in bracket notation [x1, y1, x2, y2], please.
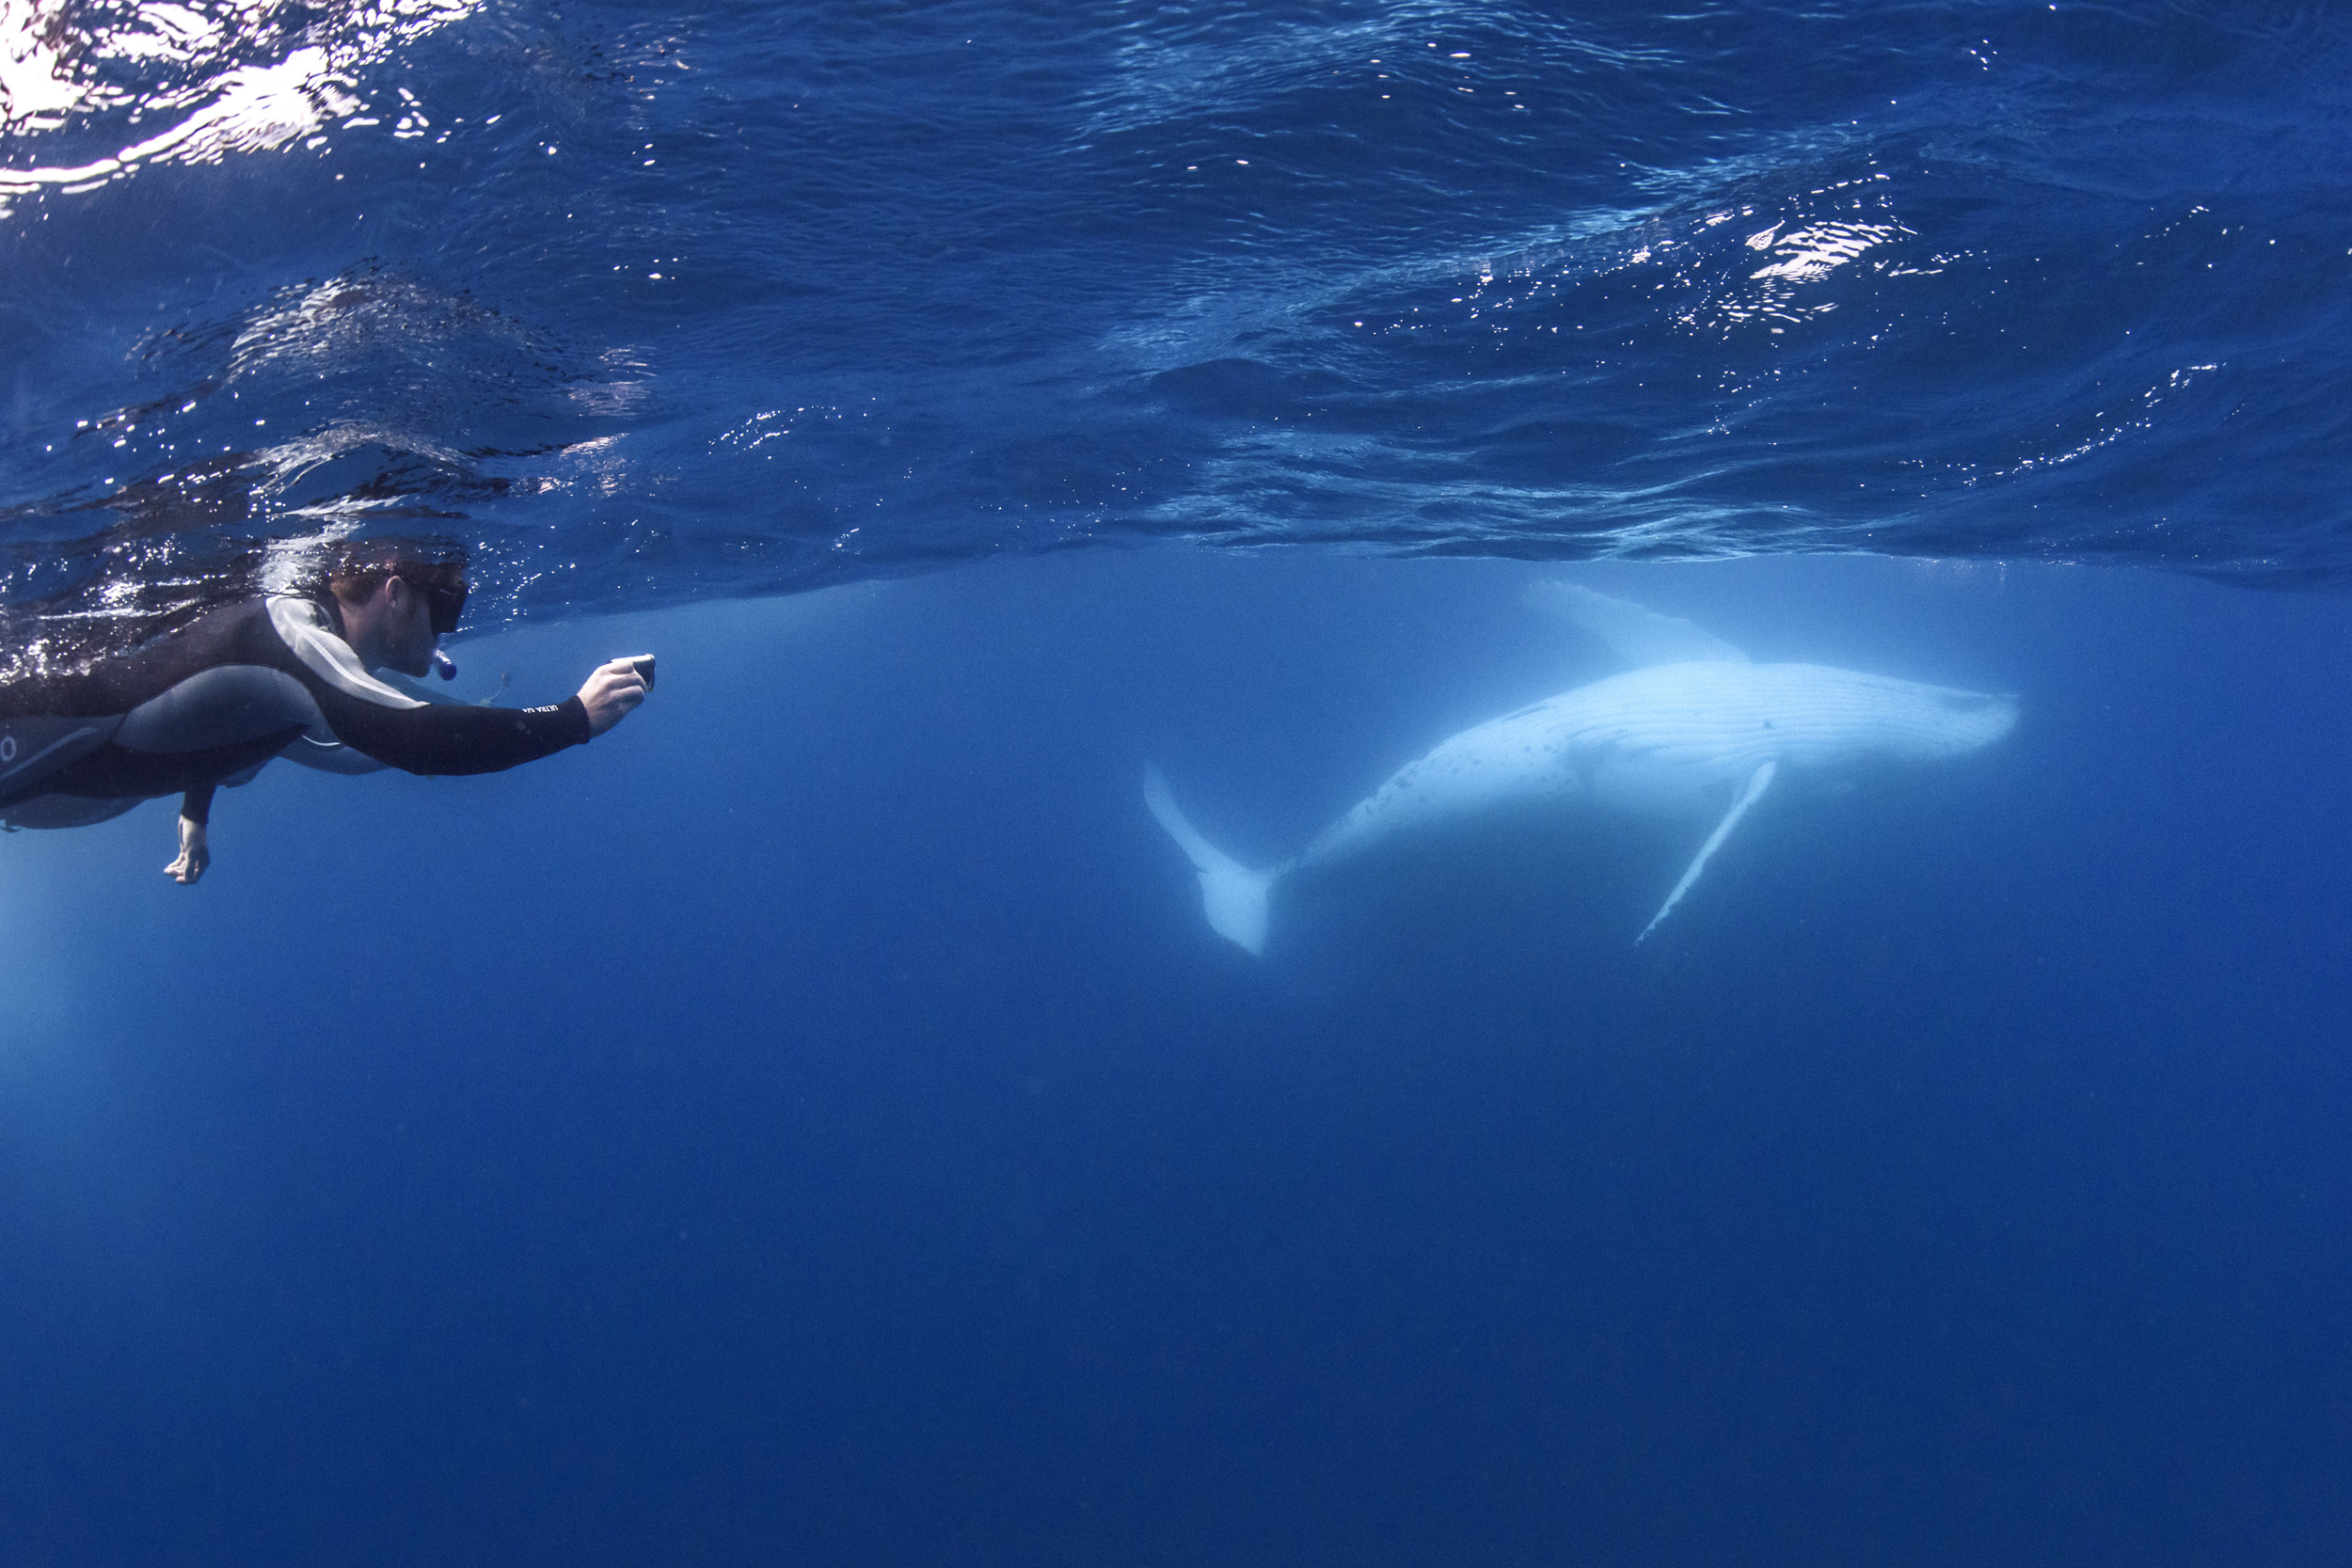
[1581, 749, 1746, 817]
[1534, 663, 1778, 816]
[1279, 658, 2012, 879]
[1295, 709, 1577, 871]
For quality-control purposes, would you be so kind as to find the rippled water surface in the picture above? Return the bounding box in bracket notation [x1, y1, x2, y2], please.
[6, 0, 2351, 627]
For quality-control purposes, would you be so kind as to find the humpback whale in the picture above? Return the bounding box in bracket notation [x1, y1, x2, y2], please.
[1146, 583, 2017, 955]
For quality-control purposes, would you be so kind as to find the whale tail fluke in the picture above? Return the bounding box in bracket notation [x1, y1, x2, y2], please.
[1143, 765, 1276, 956]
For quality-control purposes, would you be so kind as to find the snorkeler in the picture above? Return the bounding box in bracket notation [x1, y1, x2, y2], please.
[0, 541, 648, 882]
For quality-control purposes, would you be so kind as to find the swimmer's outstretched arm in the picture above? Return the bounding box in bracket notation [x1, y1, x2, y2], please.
[165, 784, 214, 885]
[304, 657, 649, 774]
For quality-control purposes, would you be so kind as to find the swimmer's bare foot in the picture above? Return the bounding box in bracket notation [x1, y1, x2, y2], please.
[166, 816, 210, 884]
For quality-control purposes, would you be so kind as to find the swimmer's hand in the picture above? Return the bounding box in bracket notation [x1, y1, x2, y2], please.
[579, 657, 651, 737]
[166, 816, 210, 885]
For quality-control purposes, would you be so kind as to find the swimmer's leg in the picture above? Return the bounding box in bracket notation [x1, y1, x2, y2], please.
[0, 793, 143, 831]
[113, 666, 311, 885]
[117, 666, 317, 753]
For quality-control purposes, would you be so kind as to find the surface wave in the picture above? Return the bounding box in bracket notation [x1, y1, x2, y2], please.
[4, 0, 2350, 634]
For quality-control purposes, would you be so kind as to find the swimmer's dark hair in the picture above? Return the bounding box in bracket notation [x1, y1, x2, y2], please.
[326, 536, 470, 603]
[326, 536, 471, 636]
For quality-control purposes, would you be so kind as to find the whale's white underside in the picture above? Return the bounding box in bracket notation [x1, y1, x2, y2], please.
[1146, 587, 2017, 957]
[1297, 659, 2015, 871]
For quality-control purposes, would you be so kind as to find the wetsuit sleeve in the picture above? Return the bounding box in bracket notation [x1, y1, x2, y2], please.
[311, 689, 593, 776]
[181, 782, 216, 825]
[246, 596, 594, 776]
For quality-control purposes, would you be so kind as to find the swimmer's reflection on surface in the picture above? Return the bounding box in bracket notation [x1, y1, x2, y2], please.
[0, 538, 648, 883]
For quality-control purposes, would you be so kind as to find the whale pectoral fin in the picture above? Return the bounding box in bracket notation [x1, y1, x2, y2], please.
[1636, 759, 1777, 944]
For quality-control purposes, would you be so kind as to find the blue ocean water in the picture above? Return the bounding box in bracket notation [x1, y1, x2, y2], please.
[6, 4, 2352, 1565]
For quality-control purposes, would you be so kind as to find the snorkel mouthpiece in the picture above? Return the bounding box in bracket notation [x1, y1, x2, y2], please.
[433, 648, 457, 681]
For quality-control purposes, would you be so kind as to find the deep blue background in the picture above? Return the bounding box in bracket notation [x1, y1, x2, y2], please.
[8, 0, 2352, 1561]
[6, 553, 2351, 1565]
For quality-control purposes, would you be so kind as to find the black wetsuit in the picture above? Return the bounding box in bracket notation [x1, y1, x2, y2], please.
[0, 595, 589, 829]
